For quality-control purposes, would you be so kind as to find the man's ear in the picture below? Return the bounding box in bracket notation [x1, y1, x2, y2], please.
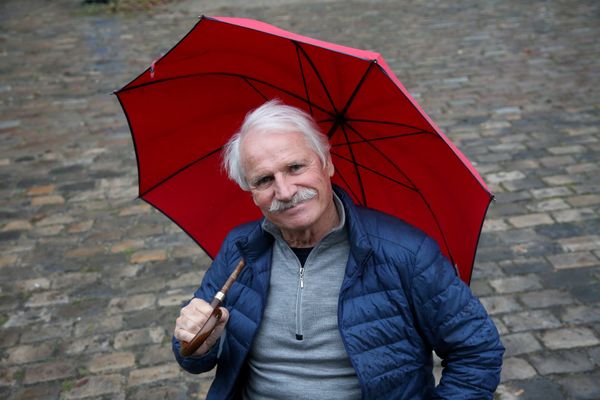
[326, 154, 335, 177]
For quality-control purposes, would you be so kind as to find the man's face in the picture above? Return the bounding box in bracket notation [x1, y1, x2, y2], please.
[240, 130, 335, 238]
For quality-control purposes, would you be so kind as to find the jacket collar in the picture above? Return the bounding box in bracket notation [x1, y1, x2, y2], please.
[333, 185, 374, 273]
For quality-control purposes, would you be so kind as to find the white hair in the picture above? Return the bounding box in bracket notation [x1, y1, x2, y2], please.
[222, 99, 331, 190]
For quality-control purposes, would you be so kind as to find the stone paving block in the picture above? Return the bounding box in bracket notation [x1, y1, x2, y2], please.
[526, 198, 570, 212]
[31, 195, 65, 206]
[558, 235, 600, 252]
[479, 295, 522, 315]
[502, 332, 542, 357]
[65, 334, 112, 356]
[500, 357, 537, 382]
[110, 239, 145, 253]
[489, 274, 542, 294]
[0, 327, 20, 348]
[4, 342, 55, 365]
[108, 293, 156, 314]
[529, 349, 594, 375]
[74, 315, 124, 337]
[119, 204, 151, 216]
[518, 289, 574, 309]
[507, 213, 554, 228]
[137, 343, 173, 367]
[2, 220, 33, 231]
[502, 310, 561, 333]
[114, 326, 165, 350]
[0, 366, 19, 388]
[486, 170, 526, 184]
[127, 385, 191, 400]
[65, 245, 105, 258]
[23, 360, 77, 384]
[19, 321, 72, 344]
[559, 304, 600, 324]
[557, 372, 600, 400]
[88, 352, 135, 373]
[166, 271, 204, 289]
[496, 377, 564, 400]
[62, 374, 125, 399]
[0, 254, 19, 268]
[4, 308, 52, 329]
[552, 208, 598, 223]
[531, 186, 573, 199]
[548, 251, 598, 270]
[130, 249, 167, 264]
[12, 383, 62, 400]
[539, 327, 600, 350]
[67, 219, 95, 233]
[568, 194, 600, 207]
[157, 290, 190, 307]
[26, 184, 56, 196]
[24, 290, 69, 308]
[127, 363, 181, 387]
[15, 277, 51, 292]
[51, 272, 100, 290]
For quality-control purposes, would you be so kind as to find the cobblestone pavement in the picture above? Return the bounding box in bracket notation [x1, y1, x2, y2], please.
[1, 0, 599, 398]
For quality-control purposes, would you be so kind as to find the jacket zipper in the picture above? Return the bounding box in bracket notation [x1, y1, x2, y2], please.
[296, 265, 304, 340]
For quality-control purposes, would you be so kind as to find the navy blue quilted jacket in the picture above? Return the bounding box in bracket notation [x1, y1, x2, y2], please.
[173, 187, 504, 399]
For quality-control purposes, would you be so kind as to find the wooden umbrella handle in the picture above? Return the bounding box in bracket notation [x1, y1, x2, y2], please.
[180, 299, 223, 357]
[179, 259, 245, 357]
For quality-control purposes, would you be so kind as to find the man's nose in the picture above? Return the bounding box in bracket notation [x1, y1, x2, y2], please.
[273, 173, 296, 201]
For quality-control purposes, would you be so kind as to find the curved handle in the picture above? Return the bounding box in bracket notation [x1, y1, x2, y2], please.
[179, 259, 245, 358]
[180, 306, 222, 357]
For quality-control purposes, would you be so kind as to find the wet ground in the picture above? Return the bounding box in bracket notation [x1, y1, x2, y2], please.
[1, 0, 599, 398]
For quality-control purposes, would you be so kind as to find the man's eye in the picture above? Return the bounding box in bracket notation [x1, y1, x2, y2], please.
[254, 176, 273, 188]
[289, 164, 304, 173]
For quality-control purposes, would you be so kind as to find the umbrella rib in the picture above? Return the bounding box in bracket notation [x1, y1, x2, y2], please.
[343, 121, 455, 264]
[339, 61, 376, 116]
[243, 78, 269, 101]
[294, 42, 339, 113]
[331, 168, 364, 206]
[139, 147, 223, 198]
[346, 117, 436, 132]
[330, 131, 431, 147]
[330, 152, 418, 192]
[339, 123, 367, 205]
[295, 43, 313, 116]
[117, 71, 336, 119]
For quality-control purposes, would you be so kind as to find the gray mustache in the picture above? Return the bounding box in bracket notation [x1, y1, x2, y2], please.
[269, 188, 318, 212]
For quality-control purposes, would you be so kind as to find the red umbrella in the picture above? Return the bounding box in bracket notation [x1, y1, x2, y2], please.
[115, 16, 492, 284]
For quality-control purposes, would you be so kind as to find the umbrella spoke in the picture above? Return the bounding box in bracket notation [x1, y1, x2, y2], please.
[330, 151, 418, 192]
[346, 117, 435, 133]
[331, 167, 364, 206]
[243, 78, 269, 101]
[339, 61, 376, 116]
[330, 131, 431, 147]
[118, 71, 336, 119]
[140, 146, 223, 198]
[294, 42, 338, 114]
[296, 43, 313, 117]
[339, 123, 367, 205]
[343, 121, 455, 265]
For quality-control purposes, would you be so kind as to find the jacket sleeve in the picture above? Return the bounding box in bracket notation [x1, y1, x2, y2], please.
[409, 236, 504, 399]
[171, 237, 235, 374]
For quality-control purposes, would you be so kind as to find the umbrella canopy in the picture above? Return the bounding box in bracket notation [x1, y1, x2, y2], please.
[115, 16, 492, 284]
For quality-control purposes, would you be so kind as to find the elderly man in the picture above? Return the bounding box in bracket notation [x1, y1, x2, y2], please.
[173, 100, 504, 399]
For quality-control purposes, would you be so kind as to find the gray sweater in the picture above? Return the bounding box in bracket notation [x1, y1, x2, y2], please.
[243, 195, 361, 399]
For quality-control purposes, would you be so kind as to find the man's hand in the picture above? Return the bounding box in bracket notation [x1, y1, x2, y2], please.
[174, 298, 229, 357]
